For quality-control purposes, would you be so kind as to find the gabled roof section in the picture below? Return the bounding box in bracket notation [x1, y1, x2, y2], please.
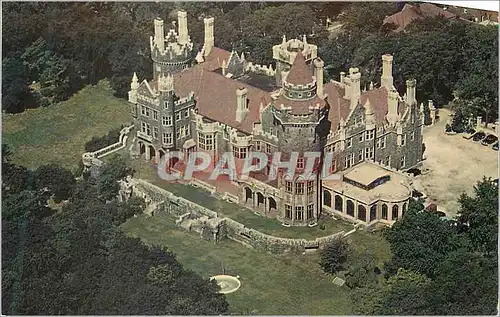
[138, 79, 157, 97]
[284, 51, 313, 85]
[383, 3, 458, 32]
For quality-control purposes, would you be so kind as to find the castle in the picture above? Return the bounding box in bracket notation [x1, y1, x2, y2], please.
[128, 11, 424, 227]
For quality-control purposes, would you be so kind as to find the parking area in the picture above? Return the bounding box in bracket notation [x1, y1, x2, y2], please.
[412, 109, 498, 216]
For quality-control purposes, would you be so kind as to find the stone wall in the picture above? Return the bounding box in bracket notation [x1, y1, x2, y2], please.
[132, 178, 346, 254]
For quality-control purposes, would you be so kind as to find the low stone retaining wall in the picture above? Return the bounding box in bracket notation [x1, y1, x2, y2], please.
[82, 125, 134, 168]
[132, 178, 346, 254]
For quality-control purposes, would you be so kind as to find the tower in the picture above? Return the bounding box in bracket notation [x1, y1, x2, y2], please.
[150, 12, 194, 80]
[272, 36, 318, 87]
[268, 51, 329, 226]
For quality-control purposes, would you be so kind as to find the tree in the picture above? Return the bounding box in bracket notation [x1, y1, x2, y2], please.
[425, 250, 498, 315]
[374, 268, 431, 315]
[2, 56, 38, 113]
[338, 2, 400, 36]
[456, 177, 498, 256]
[383, 199, 469, 279]
[2, 151, 230, 315]
[34, 164, 76, 203]
[319, 238, 350, 274]
[455, 24, 498, 126]
[96, 154, 134, 201]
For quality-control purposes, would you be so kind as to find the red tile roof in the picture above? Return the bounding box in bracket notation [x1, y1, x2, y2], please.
[323, 82, 407, 132]
[284, 51, 314, 85]
[383, 3, 457, 32]
[197, 47, 231, 71]
[170, 62, 268, 134]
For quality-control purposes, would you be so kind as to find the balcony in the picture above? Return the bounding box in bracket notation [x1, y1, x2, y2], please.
[137, 131, 153, 142]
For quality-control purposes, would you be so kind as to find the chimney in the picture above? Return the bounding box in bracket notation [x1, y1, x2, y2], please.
[203, 17, 214, 57]
[386, 88, 399, 125]
[349, 67, 361, 109]
[236, 87, 248, 122]
[154, 18, 165, 52]
[406, 79, 416, 106]
[381, 54, 394, 89]
[340, 71, 346, 84]
[177, 10, 189, 45]
[313, 58, 324, 98]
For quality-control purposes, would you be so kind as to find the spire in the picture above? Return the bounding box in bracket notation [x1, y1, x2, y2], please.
[284, 51, 313, 86]
[369, 81, 374, 90]
[240, 51, 245, 62]
[282, 34, 286, 45]
[302, 34, 307, 44]
[131, 72, 139, 90]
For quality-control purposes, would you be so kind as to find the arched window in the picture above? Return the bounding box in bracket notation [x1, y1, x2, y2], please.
[370, 205, 377, 221]
[323, 190, 332, 207]
[382, 204, 388, 220]
[392, 205, 399, 220]
[335, 195, 343, 212]
[346, 200, 354, 217]
[358, 205, 366, 222]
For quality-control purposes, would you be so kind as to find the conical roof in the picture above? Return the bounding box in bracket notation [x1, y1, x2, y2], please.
[285, 51, 313, 86]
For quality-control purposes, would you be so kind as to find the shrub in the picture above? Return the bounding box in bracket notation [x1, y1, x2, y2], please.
[319, 238, 350, 275]
[84, 125, 124, 152]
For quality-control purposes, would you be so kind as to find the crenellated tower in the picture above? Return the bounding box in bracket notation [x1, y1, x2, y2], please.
[150, 11, 194, 80]
[272, 35, 318, 87]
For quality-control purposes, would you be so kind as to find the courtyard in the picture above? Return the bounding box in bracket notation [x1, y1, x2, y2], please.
[414, 108, 498, 216]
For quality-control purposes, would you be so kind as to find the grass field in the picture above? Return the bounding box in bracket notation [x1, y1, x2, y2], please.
[2, 80, 132, 171]
[122, 212, 391, 315]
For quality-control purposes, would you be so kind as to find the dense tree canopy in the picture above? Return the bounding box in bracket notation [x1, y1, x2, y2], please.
[352, 179, 498, 315]
[3, 2, 497, 123]
[1, 152, 229, 315]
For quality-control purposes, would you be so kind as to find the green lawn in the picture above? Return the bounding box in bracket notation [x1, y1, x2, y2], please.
[2, 80, 132, 171]
[121, 213, 353, 315]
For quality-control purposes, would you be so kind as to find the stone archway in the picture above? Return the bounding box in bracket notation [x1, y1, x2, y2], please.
[268, 197, 277, 211]
[382, 204, 388, 220]
[358, 205, 366, 222]
[346, 200, 354, 217]
[370, 205, 377, 222]
[244, 187, 253, 203]
[334, 195, 343, 212]
[323, 190, 332, 207]
[257, 192, 265, 207]
[138, 141, 146, 157]
[392, 205, 399, 220]
[147, 144, 156, 162]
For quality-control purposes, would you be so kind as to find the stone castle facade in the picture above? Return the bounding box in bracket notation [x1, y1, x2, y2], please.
[128, 11, 424, 227]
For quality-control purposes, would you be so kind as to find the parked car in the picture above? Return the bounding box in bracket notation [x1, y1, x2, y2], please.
[481, 134, 498, 146]
[472, 131, 486, 142]
[492, 142, 498, 151]
[462, 128, 476, 139]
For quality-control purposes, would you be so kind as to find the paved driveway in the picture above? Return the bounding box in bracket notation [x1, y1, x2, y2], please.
[413, 109, 498, 216]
